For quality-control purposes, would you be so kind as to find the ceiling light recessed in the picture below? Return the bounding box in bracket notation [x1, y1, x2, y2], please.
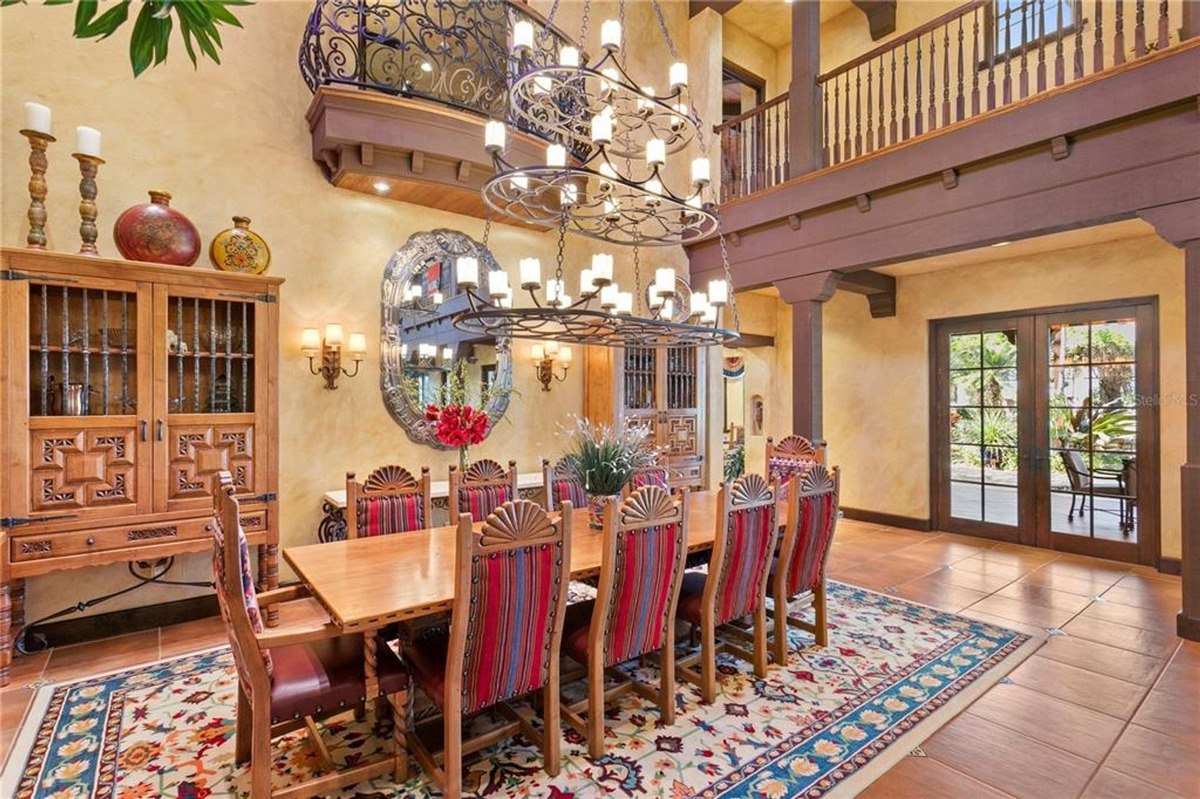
[373, 180, 390, 193]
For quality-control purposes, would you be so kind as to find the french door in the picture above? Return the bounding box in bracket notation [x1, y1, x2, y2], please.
[933, 300, 1158, 564]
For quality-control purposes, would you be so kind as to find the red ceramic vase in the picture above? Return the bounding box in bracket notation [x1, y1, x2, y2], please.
[113, 190, 201, 266]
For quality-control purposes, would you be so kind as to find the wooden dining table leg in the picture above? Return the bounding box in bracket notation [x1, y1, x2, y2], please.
[364, 632, 383, 721]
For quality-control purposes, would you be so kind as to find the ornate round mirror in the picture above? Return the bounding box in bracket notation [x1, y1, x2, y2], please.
[381, 229, 513, 448]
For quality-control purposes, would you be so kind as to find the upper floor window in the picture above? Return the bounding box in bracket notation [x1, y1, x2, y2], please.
[989, 0, 1079, 59]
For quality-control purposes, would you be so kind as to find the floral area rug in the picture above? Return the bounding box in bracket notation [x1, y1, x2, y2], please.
[1, 583, 1038, 799]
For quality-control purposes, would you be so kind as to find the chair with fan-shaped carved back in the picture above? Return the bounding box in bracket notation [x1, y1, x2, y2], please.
[346, 465, 432, 539]
[449, 458, 518, 523]
[769, 464, 840, 663]
[399, 498, 572, 799]
[676, 473, 780, 703]
[542, 457, 587, 512]
[765, 435, 826, 499]
[559, 484, 689, 758]
[627, 460, 671, 494]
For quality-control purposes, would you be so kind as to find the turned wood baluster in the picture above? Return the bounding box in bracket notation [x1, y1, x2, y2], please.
[833, 79, 842, 163]
[865, 61, 874, 153]
[842, 71, 852, 162]
[927, 32, 938, 131]
[1074, 0, 1086, 77]
[781, 103, 790, 175]
[987, 13, 998, 109]
[1036, 0, 1048, 92]
[1054, 0, 1066, 85]
[877, 55, 885, 149]
[1114, 0, 1127, 64]
[1094, 0, 1106, 73]
[889, 49, 899, 145]
[914, 38, 924, 135]
[1002, 5, 1014, 104]
[854, 66, 863, 158]
[1134, 0, 1147, 56]
[1019, 0, 1031, 98]
[773, 103, 782, 185]
[971, 8, 982, 115]
[902, 41, 911, 139]
[955, 15, 966, 121]
[942, 23, 952, 124]
[1157, 0, 1170, 49]
[264, 544, 279, 626]
[822, 83, 831, 166]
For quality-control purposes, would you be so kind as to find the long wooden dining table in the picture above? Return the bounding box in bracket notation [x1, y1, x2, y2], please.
[283, 490, 786, 704]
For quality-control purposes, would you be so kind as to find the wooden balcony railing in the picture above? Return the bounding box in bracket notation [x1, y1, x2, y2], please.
[717, 0, 1187, 200]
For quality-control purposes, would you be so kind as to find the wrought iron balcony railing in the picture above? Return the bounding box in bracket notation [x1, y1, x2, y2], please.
[299, 0, 572, 120]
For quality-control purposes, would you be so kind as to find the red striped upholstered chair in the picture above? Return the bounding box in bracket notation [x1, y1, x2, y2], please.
[560, 485, 689, 758]
[627, 461, 671, 493]
[676, 474, 780, 704]
[449, 458, 518, 523]
[770, 465, 841, 664]
[211, 472, 411, 799]
[765, 435, 826, 499]
[542, 457, 587, 512]
[346, 465, 432, 538]
[399, 499, 572, 799]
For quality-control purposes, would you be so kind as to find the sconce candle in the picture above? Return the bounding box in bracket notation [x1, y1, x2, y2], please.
[347, 332, 367, 359]
[24, 102, 51, 134]
[300, 327, 320, 356]
[304, 323, 362, 389]
[532, 339, 572, 391]
[324, 323, 343, 347]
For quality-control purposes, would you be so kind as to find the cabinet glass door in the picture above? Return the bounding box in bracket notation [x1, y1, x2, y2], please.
[156, 288, 266, 510]
[622, 345, 659, 442]
[661, 345, 701, 458]
[22, 277, 153, 522]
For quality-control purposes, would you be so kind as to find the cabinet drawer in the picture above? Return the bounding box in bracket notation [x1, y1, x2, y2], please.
[11, 517, 213, 562]
[667, 460, 703, 487]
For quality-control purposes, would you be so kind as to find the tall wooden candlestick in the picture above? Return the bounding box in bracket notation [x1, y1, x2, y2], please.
[72, 153, 105, 255]
[20, 129, 56, 249]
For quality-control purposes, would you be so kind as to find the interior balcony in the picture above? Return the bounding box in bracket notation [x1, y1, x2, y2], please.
[301, 0, 570, 222]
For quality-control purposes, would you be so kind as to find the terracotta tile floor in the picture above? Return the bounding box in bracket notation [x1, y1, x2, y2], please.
[0, 520, 1192, 798]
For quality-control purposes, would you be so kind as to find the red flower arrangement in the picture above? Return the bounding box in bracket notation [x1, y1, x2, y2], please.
[426, 402, 491, 469]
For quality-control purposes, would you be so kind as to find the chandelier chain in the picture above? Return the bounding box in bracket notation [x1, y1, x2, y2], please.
[651, 0, 680, 61]
[481, 214, 492, 249]
[633, 242, 642, 313]
[715, 212, 740, 330]
[579, 0, 592, 52]
[554, 218, 567, 285]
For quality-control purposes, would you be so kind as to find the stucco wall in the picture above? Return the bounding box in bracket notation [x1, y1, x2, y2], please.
[823, 235, 1186, 559]
[1, 0, 694, 621]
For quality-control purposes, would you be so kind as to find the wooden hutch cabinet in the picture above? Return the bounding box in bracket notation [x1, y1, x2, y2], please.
[0, 247, 282, 686]
[584, 344, 707, 488]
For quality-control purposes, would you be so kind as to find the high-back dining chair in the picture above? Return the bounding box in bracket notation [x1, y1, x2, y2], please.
[211, 472, 411, 798]
[400, 499, 572, 799]
[628, 461, 670, 493]
[766, 435, 826, 498]
[543, 457, 587, 512]
[676, 474, 780, 704]
[770, 465, 840, 663]
[449, 458, 518, 523]
[346, 465, 432, 538]
[560, 485, 689, 758]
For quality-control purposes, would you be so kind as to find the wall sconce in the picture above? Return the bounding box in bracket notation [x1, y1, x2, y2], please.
[301, 323, 367, 389]
[531, 341, 572, 391]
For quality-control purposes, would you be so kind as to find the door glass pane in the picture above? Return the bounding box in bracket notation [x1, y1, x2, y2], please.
[947, 328, 1020, 527]
[28, 284, 138, 416]
[665, 346, 697, 410]
[623, 346, 656, 410]
[1047, 317, 1137, 542]
[167, 296, 256, 414]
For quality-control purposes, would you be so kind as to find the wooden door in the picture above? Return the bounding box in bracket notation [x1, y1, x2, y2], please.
[620, 345, 660, 444]
[152, 285, 271, 512]
[3, 273, 154, 527]
[659, 346, 702, 459]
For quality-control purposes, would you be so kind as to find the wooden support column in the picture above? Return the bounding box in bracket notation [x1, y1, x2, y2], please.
[1137, 199, 1200, 641]
[775, 273, 838, 440]
[1184, 0, 1199, 39]
[788, 0, 822, 177]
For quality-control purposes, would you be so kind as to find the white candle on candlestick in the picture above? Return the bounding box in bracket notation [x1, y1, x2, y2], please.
[75, 126, 101, 157]
[600, 19, 621, 49]
[708, 279, 729, 305]
[547, 143, 566, 168]
[559, 46, 580, 67]
[691, 157, 710, 185]
[646, 138, 666, 166]
[669, 62, 688, 89]
[591, 252, 614, 283]
[23, 102, 51, 134]
[484, 120, 506, 151]
[519, 257, 541, 287]
[513, 20, 534, 52]
[488, 270, 509, 297]
[456, 256, 479, 287]
[591, 112, 612, 144]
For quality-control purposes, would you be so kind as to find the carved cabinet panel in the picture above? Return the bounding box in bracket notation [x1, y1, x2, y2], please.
[166, 420, 256, 506]
[30, 426, 141, 514]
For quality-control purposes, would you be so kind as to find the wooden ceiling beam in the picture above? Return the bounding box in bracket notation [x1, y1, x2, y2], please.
[851, 0, 897, 41]
[689, 1, 740, 18]
[835, 269, 897, 318]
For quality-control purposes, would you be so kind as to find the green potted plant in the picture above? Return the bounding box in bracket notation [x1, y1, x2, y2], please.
[560, 416, 658, 529]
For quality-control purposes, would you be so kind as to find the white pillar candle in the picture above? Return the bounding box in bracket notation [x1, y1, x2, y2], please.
[603, 198, 619, 219]
[432, 291, 444, 305]
[511, 173, 529, 191]
[638, 86, 655, 112]
[442, 346, 455, 361]
[646, 138, 666, 166]
[559, 46, 580, 67]
[533, 76, 553, 96]
[616, 291, 634, 315]
[708, 279, 729, 305]
[655, 267, 676, 294]
[689, 291, 708, 317]
[75, 126, 101, 157]
[484, 120, 506, 151]
[407, 284, 423, 300]
[600, 67, 620, 94]
[702, 303, 718, 324]
[591, 112, 613, 144]
[545, 278, 569, 306]
[300, 328, 320, 355]
[598, 162, 616, 191]
[669, 62, 688, 89]
[661, 297, 675, 319]
[644, 178, 663, 204]
[519, 257, 542, 287]
[601, 19, 621, 50]
[348, 332, 367, 357]
[499, 286, 514, 308]
[600, 284, 619, 309]
[23, 102, 51, 134]
[691, 157, 710, 185]
[579, 268, 594, 294]
[456, 256, 479, 287]
[591, 252, 614, 283]
[513, 20, 534, 52]
[488, 270, 509, 297]
[547, 143, 566, 167]
[324, 323, 343, 347]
